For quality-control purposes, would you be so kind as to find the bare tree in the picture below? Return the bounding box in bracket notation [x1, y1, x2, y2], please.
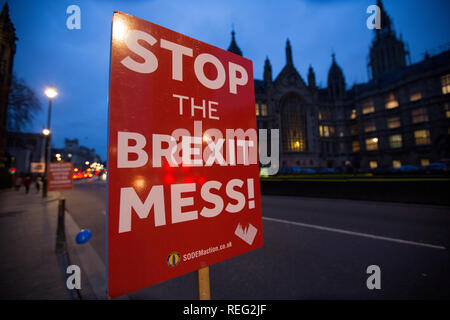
[7, 75, 41, 132]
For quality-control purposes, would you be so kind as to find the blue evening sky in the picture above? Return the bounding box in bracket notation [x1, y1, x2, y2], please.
[4, 0, 450, 161]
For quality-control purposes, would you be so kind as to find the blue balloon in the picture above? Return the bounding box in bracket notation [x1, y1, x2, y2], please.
[76, 229, 92, 244]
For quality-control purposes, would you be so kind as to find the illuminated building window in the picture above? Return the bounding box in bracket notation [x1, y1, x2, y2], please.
[318, 112, 322, 120]
[414, 129, 431, 145]
[281, 94, 307, 152]
[329, 126, 335, 136]
[319, 125, 334, 137]
[260, 103, 268, 116]
[389, 134, 402, 148]
[365, 137, 379, 151]
[350, 109, 357, 119]
[387, 117, 401, 129]
[421, 159, 430, 167]
[369, 161, 378, 169]
[385, 92, 399, 109]
[364, 122, 376, 133]
[255, 103, 260, 116]
[411, 108, 428, 123]
[352, 140, 360, 152]
[361, 99, 375, 114]
[350, 124, 358, 135]
[441, 74, 450, 95]
[409, 92, 422, 102]
[444, 103, 450, 118]
[392, 160, 402, 169]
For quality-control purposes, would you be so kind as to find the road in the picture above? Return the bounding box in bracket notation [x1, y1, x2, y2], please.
[61, 179, 450, 299]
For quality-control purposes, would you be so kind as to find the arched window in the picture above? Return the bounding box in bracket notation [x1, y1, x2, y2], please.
[281, 93, 307, 152]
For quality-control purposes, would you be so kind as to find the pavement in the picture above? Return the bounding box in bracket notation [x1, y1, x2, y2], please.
[0, 187, 77, 300]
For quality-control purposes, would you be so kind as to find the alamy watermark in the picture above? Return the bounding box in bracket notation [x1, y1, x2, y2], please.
[66, 265, 81, 290]
[366, 5, 381, 30]
[366, 265, 381, 290]
[66, 5, 81, 30]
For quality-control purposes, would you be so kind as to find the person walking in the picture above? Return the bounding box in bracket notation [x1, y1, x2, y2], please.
[24, 175, 32, 194]
[35, 176, 41, 193]
[15, 175, 22, 191]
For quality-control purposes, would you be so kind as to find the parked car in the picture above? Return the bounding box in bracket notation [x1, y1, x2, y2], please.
[279, 167, 291, 174]
[291, 167, 302, 174]
[425, 163, 448, 172]
[372, 166, 390, 174]
[398, 165, 422, 173]
[318, 168, 336, 174]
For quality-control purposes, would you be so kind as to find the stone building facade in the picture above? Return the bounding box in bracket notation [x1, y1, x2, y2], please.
[5, 131, 46, 174]
[0, 3, 17, 169]
[227, 0, 450, 171]
[51, 138, 102, 170]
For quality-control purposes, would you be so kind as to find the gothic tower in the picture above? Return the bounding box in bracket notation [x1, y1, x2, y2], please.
[227, 29, 243, 56]
[263, 56, 272, 86]
[327, 53, 346, 101]
[307, 65, 316, 90]
[368, 0, 408, 80]
[285, 38, 293, 66]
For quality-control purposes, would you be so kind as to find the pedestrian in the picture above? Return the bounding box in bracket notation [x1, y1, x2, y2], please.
[15, 175, 22, 191]
[24, 175, 32, 194]
[36, 176, 41, 193]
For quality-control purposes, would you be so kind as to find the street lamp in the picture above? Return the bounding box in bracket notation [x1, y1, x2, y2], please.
[43, 85, 58, 198]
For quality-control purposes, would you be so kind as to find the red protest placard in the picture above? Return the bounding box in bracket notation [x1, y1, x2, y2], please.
[107, 11, 262, 299]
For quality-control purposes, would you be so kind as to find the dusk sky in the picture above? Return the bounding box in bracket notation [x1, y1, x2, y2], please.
[4, 0, 450, 161]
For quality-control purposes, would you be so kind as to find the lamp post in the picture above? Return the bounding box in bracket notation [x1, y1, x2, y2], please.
[42, 86, 58, 198]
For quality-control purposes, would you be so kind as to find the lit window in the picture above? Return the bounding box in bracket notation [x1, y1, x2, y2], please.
[281, 95, 307, 152]
[365, 137, 379, 151]
[385, 92, 399, 109]
[361, 100, 375, 114]
[350, 109, 357, 119]
[320, 126, 333, 137]
[261, 103, 268, 116]
[351, 124, 358, 135]
[410, 92, 422, 102]
[411, 108, 428, 123]
[445, 103, 450, 118]
[318, 112, 323, 120]
[329, 126, 335, 136]
[393, 160, 402, 169]
[364, 122, 377, 133]
[387, 117, 401, 129]
[352, 141, 360, 152]
[414, 129, 431, 145]
[420, 159, 430, 167]
[369, 161, 378, 169]
[441, 74, 450, 95]
[389, 134, 402, 148]
[255, 103, 260, 116]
